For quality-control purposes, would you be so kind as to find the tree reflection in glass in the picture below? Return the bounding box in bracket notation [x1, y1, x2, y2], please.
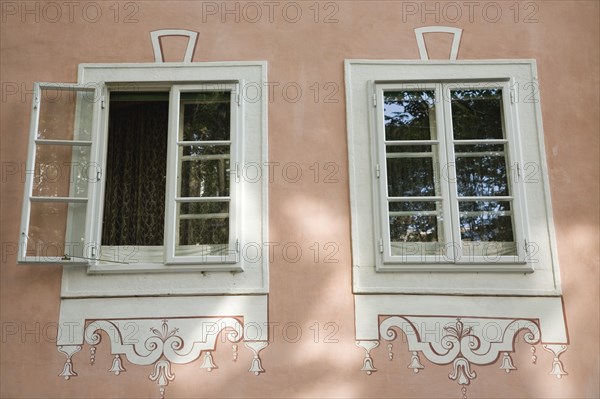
[451, 89, 516, 256]
[177, 92, 231, 255]
[384, 90, 444, 256]
[383, 88, 518, 259]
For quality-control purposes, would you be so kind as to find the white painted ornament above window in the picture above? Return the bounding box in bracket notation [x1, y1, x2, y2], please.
[150, 29, 198, 63]
[414, 26, 463, 60]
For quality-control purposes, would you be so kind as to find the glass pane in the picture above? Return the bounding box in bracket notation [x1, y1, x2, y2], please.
[102, 95, 168, 246]
[455, 144, 509, 197]
[27, 201, 87, 260]
[384, 90, 436, 141]
[32, 145, 90, 197]
[176, 202, 230, 256]
[180, 145, 230, 197]
[38, 87, 95, 141]
[387, 156, 436, 197]
[389, 201, 445, 256]
[181, 92, 231, 141]
[459, 200, 516, 256]
[451, 89, 504, 140]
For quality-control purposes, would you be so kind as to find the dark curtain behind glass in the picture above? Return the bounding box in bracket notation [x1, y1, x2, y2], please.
[102, 98, 168, 246]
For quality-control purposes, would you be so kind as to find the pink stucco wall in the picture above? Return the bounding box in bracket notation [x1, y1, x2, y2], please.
[1, 1, 598, 398]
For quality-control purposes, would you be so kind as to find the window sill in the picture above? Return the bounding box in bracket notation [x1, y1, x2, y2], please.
[376, 262, 533, 273]
[87, 262, 244, 274]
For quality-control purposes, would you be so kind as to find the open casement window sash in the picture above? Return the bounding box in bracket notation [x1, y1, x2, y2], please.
[164, 84, 242, 265]
[18, 82, 100, 265]
[374, 81, 529, 269]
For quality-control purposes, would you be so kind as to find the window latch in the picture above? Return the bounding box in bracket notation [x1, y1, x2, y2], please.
[375, 164, 380, 178]
[378, 238, 384, 253]
[372, 93, 377, 107]
[510, 89, 517, 104]
[101, 96, 106, 109]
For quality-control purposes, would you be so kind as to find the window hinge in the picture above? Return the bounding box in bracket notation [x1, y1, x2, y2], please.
[510, 89, 517, 104]
[91, 245, 97, 258]
[372, 93, 377, 107]
[236, 162, 240, 180]
[516, 161, 522, 178]
[236, 239, 240, 253]
[236, 92, 241, 106]
[96, 170, 102, 181]
[101, 96, 106, 109]
[524, 239, 529, 253]
[33, 93, 40, 109]
[375, 164, 380, 178]
[378, 238, 384, 253]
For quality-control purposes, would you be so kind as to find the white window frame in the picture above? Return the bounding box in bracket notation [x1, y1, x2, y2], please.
[92, 83, 243, 267]
[374, 81, 529, 270]
[19, 62, 269, 297]
[163, 84, 242, 265]
[18, 82, 99, 265]
[346, 60, 562, 295]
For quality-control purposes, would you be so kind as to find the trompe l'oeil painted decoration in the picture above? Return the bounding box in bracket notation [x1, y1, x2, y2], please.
[356, 316, 568, 399]
[58, 318, 268, 399]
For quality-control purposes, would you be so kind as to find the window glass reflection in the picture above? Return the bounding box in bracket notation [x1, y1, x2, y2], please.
[451, 89, 504, 140]
[455, 144, 509, 197]
[181, 92, 230, 141]
[384, 91, 436, 141]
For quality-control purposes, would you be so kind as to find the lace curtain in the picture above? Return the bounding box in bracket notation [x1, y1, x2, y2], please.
[102, 99, 168, 246]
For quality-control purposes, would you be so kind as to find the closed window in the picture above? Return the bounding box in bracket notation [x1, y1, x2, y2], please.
[346, 60, 561, 295]
[375, 83, 527, 266]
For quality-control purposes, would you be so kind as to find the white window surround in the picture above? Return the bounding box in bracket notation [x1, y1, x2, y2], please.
[345, 59, 561, 295]
[19, 62, 272, 388]
[27, 62, 268, 297]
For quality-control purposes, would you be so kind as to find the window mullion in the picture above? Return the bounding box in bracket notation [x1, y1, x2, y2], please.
[375, 86, 392, 263]
[439, 83, 461, 263]
[229, 87, 240, 259]
[164, 86, 181, 263]
[89, 85, 109, 265]
[501, 80, 527, 262]
[429, 89, 445, 262]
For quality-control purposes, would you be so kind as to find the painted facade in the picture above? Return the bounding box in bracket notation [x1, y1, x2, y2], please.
[1, 1, 598, 398]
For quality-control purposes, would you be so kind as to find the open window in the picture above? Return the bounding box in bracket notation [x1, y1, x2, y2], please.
[96, 85, 241, 267]
[19, 63, 268, 287]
